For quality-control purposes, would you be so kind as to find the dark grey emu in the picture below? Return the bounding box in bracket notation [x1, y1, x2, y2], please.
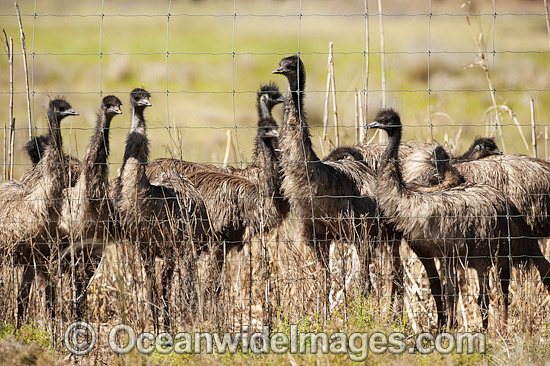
[272, 55, 402, 309]
[3, 99, 77, 326]
[115, 88, 208, 331]
[368, 108, 550, 329]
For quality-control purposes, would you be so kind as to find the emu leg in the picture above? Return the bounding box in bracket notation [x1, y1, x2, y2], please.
[417, 255, 444, 328]
[74, 253, 96, 321]
[17, 265, 34, 328]
[443, 255, 458, 329]
[474, 262, 491, 330]
[161, 258, 174, 332]
[499, 259, 511, 327]
[45, 272, 56, 322]
[391, 238, 404, 318]
[143, 255, 159, 333]
[529, 249, 550, 291]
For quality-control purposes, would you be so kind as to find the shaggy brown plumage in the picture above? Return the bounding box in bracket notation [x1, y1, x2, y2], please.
[23, 106, 82, 187]
[144, 83, 289, 267]
[0, 99, 78, 325]
[52, 96, 122, 319]
[273, 54, 390, 304]
[369, 108, 550, 329]
[455, 154, 550, 238]
[408, 145, 465, 191]
[114, 88, 208, 331]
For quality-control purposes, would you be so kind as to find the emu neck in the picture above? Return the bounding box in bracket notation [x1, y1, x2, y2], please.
[131, 106, 146, 134]
[377, 128, 406, 195]
[455, 148, 474, 162]
[280, 74, 319, 164]
[46, 109, 62, 156]
[257, 100, 271, 122]
[85, 110, 113, 167]
[121, 106, 149, 175]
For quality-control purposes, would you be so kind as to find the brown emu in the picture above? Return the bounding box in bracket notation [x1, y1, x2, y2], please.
[454, 154, 550, 239]
[0, 99, 78, 325]
[54, 95, 122, 319]
[454, 137, 502, 162]
[408, 145, 465, 191]
[147, 83, 289, 271]
[272, 55, 395, 304]
[322, 146, 365, 162]
[115, 88, 208, 331]
[368, 108, 550, 329]
[23, 107, 82, 187]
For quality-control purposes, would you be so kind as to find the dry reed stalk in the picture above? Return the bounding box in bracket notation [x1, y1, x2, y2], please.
[3, 30, 14, 180]
[328, 42, 339, 147]
[377, 0, 386, 108]
[322, 52, 331, 141]
[354, 91, 359, 143]
[15, 2, 32, 140]
[318, 136, 326, 157]
[3, 124, 6, 180]
[223, 130, 232, 166]
[322, 42, 339, 146]
[531, 98, 537, 158]
[363, 0, 370, 142]
[358, 91, 365, 143]
[545, 0, 550, 51]
[465, 14, 506, 153]
[377, 0, 386, 143]
[545, 126, 548, 160]
[3, 32, 14, 180]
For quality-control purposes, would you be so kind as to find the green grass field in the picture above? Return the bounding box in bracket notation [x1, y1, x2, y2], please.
[2, 0, 550, 365]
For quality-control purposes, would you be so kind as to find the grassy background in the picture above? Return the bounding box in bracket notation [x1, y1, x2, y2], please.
[1, 0, 549, 179]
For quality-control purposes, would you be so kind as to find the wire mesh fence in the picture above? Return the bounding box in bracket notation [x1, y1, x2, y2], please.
[1, 0, 550, 363]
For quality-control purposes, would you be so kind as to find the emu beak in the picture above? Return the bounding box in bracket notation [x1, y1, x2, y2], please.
[275, 96, 285, 103]
[272, 66, 284, 74]
[109, 106, 123, 114]
[493, 149, 503, 155]
[366, 121, 382, 129]
[61, 108, 79, 116]
[264, 130, 279, 138]
[139, 99, 152, 107]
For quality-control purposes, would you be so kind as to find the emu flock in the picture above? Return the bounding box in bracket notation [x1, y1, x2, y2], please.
[3, 55, 550, 332]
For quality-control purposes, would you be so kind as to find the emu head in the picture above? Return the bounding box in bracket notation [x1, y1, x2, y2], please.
[130, 88, 152, 109]
[102, 95, 123, 117]
[49, 98, 78, 122]
[470, 137, 502, 159]
[272, 55, 305, 85]
[367, 108, 402, 137]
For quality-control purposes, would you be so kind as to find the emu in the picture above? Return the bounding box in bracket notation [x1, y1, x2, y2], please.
[454, 154, 550, 239]
[143, 83, 289, 272]
[0, 99, 77, 325]
[272, 55, 400, 303]
[408, 145, 465, 191]
[54, 95, 122, 319]
[23, 108, 82, 187]
[454, 137, 502, 162]
[115, 88, 208, 331]
[368, 108, 550, 329]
